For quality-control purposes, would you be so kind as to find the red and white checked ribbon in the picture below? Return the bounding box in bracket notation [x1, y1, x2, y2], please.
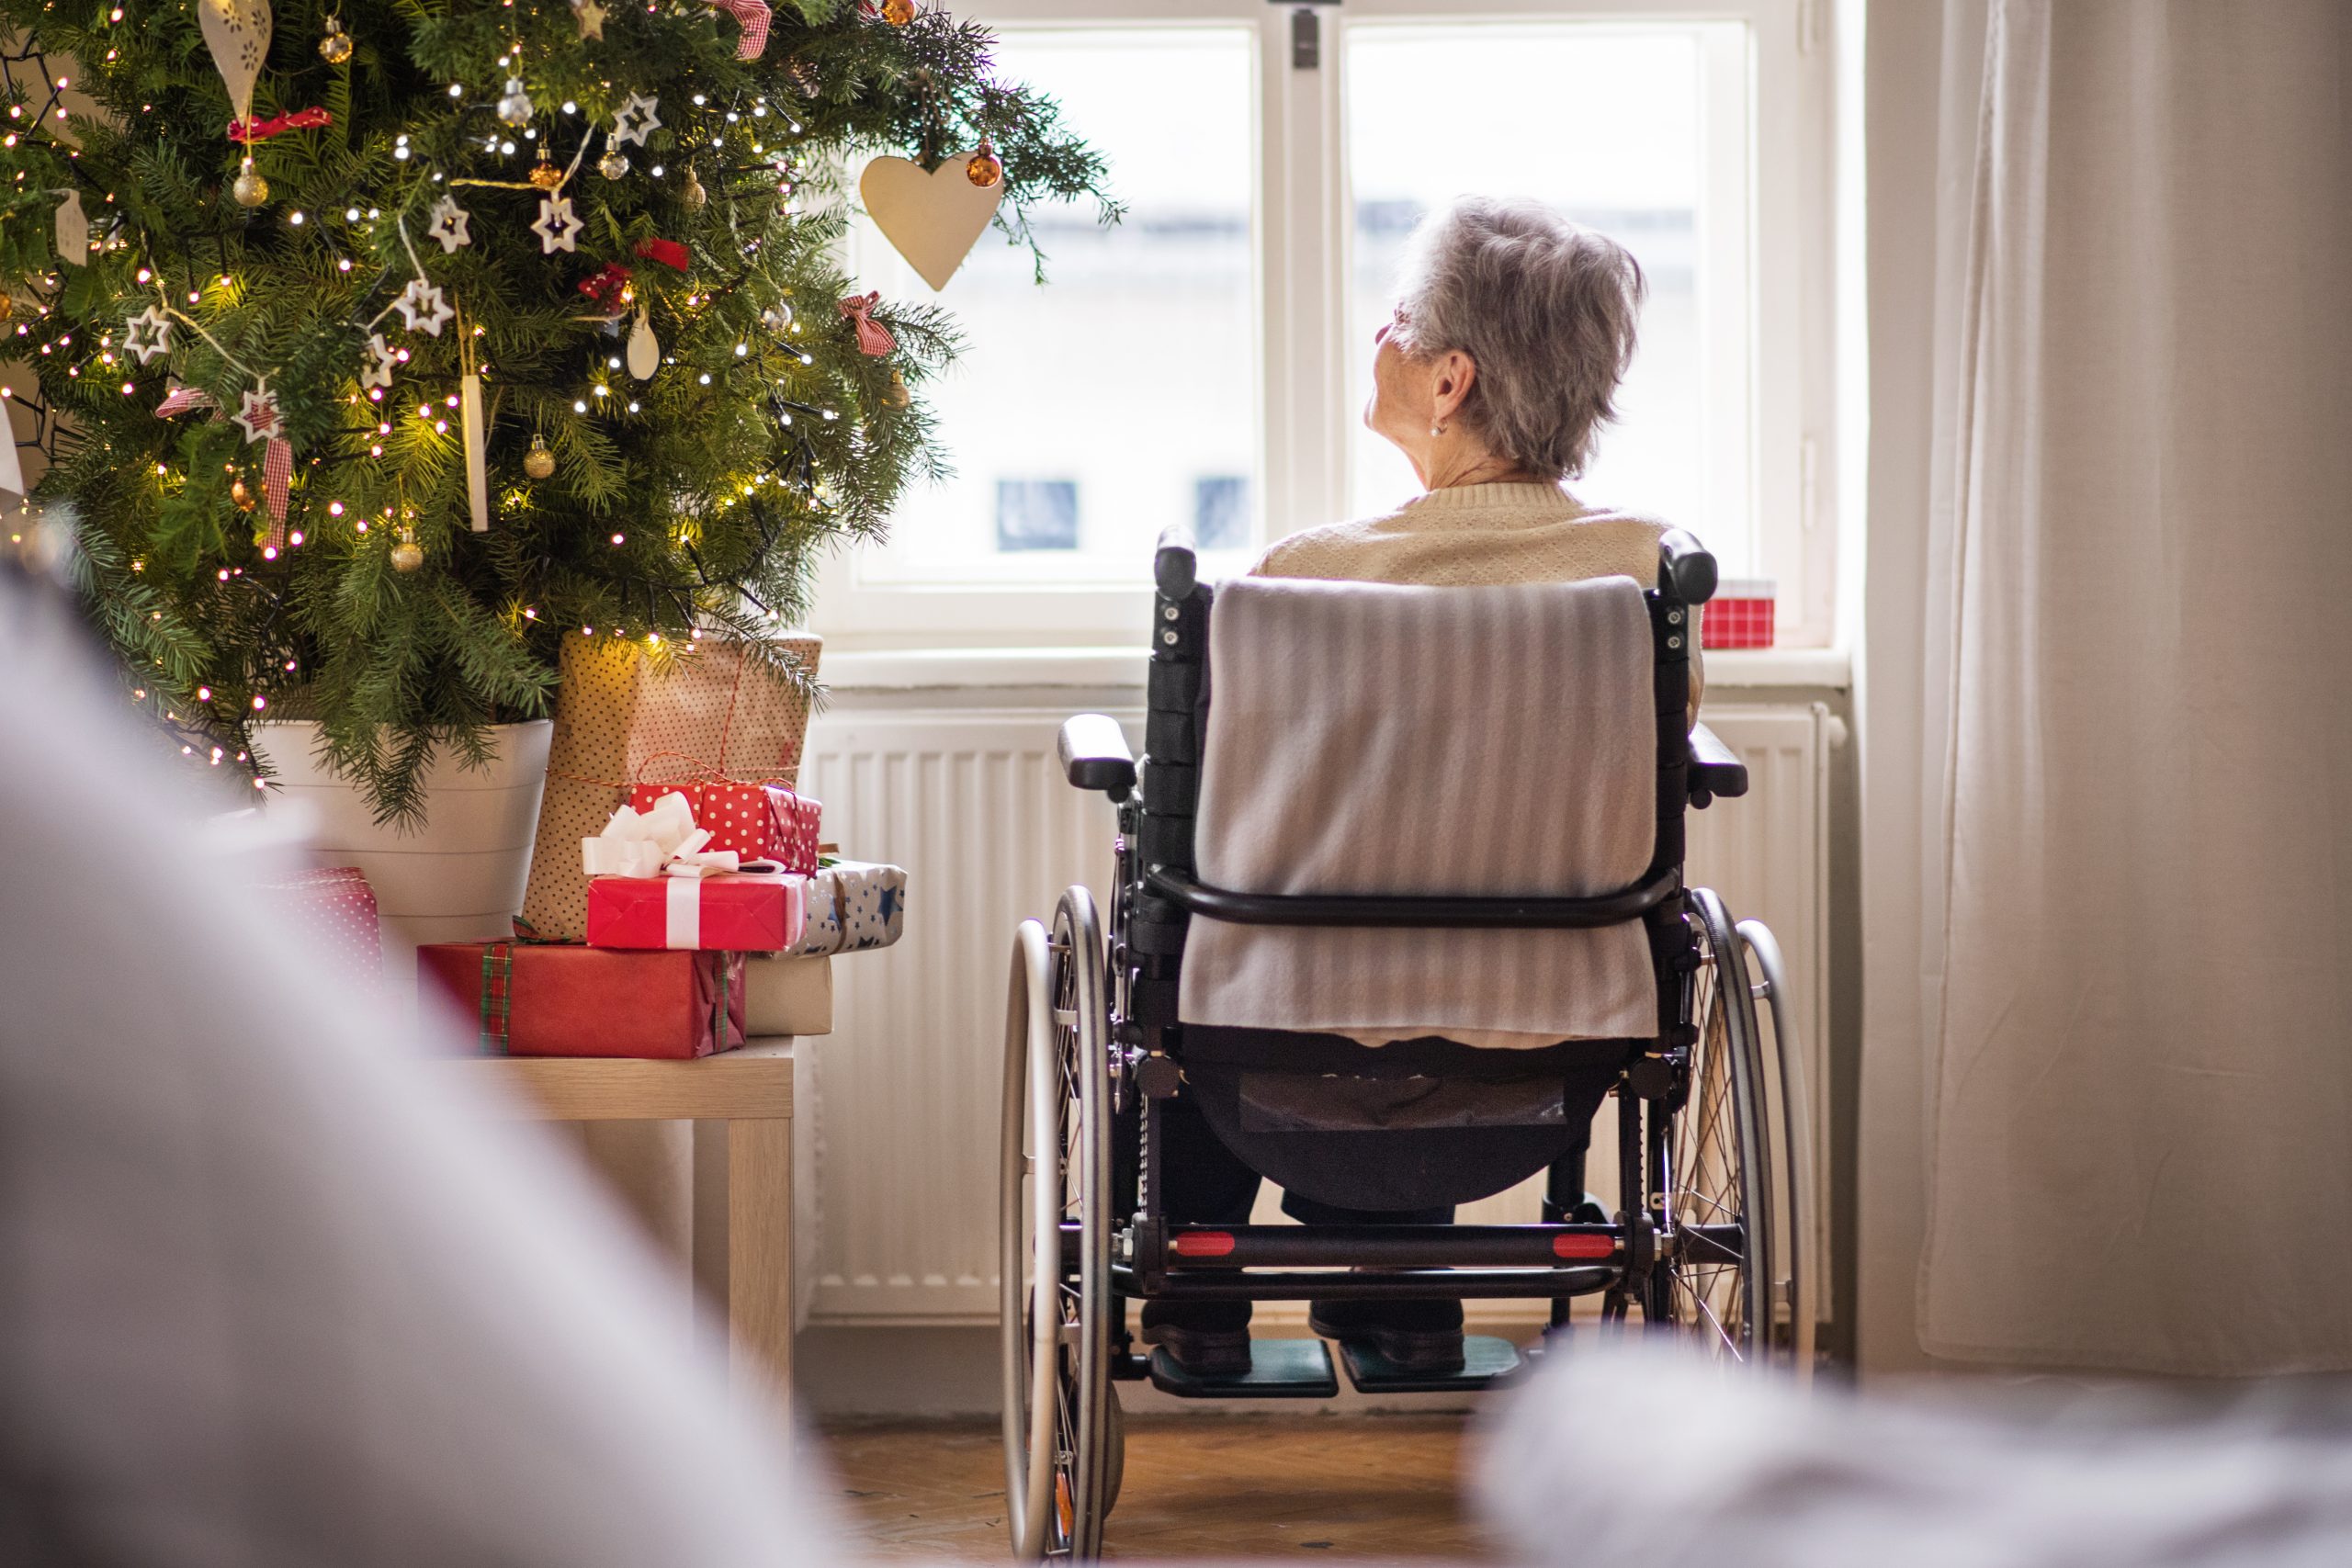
[153, 383, 217, 418]
[262, 436, 292, 530]
[707, 0, 771, 59]
[837, 291, 895, 356]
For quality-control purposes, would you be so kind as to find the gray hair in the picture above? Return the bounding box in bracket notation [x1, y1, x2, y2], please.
[1389, 197, 1646, 480]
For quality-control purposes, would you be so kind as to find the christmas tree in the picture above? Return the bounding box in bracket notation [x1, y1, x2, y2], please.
[0, 0, 1109, 819]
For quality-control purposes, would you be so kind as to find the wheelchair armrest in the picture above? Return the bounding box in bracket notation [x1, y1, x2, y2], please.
[1058, 714, 1136, 799]
[1688, 722, 1747, 807]
[1156, 524, 1198, 599]
[1657, 528, 1718, 605]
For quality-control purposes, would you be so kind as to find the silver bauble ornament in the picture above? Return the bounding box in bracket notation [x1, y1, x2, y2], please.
[319, 17, 354, 63]
[598, 148, 629, 181]
[497, 77, 535, 129]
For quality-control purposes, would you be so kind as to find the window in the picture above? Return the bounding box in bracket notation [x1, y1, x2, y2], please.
[818, 0, 1838, 652]
[997, 479, 1081, 552]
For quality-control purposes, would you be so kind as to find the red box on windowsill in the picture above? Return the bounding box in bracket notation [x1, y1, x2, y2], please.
[1701, 579, 1776, 649]
[417, 942, 747, 1058]
[585, 872, 807, 952]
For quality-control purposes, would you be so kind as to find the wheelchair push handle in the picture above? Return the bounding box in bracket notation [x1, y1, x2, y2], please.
[1657, 528, 1717, 604]
[1155, 525, 1198, 600]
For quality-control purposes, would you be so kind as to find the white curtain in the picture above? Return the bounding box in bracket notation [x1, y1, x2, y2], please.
[1891, 0, 2352, 1372]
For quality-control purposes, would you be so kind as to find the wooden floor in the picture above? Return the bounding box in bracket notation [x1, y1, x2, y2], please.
[820, 1411, 1499, 1562]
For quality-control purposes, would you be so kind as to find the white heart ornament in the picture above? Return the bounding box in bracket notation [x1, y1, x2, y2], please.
[199, 0, 273, 125]
[858, 154, 1004, 292]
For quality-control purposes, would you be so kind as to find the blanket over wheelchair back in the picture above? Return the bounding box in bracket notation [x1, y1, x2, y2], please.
[1178, 574, 1660, 1044]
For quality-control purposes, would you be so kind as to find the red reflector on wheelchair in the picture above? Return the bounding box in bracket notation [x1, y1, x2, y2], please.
[1170, 1232, 1237, 1258]
[1553, 1235, 1617, 1259]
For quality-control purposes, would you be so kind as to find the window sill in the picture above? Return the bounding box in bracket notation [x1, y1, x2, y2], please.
[820, 645, 1851, 694]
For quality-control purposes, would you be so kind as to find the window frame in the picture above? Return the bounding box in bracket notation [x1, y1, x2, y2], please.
[810, 0, 1839, 653]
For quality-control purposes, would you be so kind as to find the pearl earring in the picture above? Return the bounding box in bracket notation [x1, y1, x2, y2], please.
[1429, 423, 1444, 438]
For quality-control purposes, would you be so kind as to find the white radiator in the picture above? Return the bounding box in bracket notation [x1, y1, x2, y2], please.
[798, 701, 1832, 1327]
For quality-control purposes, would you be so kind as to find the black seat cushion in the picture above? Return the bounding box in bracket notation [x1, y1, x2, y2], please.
[1178, 1026, 1634, 1212]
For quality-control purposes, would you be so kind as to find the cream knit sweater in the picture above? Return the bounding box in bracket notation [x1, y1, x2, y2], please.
[1250, 480, 1704, 717]
[1246, 480, 1701, 1051]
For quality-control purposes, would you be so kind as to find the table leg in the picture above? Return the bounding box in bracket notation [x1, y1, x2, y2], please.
[726, 1116, 794, 1418]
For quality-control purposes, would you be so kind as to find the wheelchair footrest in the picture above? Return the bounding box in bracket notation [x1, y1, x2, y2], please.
[1337, 1334, 1524, 1394]
[1147, 1338, 1339, 1399]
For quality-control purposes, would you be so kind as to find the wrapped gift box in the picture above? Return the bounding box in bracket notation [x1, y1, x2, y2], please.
[1701, 579, 1776, 649]
[255, 865, 384, 991]
[418, 942, 746, 1058]
[586, 872, 807, 951]
[627, 779, 775, 860]
[762, 784, 822, 874]
[789, 859, 907, 958]
[742, 954, 832, 1036]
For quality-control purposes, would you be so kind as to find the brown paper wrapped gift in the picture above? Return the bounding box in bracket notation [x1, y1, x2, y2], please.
[521, 635, 821, 940]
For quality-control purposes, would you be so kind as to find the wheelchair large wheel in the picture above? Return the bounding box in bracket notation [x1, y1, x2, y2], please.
[1645, 887, 1788, 1366]
[999, 889, 1115, 1560]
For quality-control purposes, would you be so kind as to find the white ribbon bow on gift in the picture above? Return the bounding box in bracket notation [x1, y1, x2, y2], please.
[582, 790, 742, 879]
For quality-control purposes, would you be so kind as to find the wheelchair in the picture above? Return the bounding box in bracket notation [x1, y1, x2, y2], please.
[1001, 525, 1815, 1560]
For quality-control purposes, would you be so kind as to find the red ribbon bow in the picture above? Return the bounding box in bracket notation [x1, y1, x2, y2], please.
[837, 292, 895, 356]
[633, 237, 692, 273]
[225, 107, 334, 142]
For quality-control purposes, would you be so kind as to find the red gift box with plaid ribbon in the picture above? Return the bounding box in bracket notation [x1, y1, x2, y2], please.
[417, 941, 746, 1058]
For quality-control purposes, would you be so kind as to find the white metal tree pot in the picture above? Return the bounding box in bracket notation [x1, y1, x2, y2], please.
[252, 719, 553, 987]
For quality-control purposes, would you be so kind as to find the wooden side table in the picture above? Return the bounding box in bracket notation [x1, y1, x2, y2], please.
[447, 1037, 796, 1412]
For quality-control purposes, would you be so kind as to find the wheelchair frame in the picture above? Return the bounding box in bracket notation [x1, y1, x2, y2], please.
[1001, 527, 1815, 1561]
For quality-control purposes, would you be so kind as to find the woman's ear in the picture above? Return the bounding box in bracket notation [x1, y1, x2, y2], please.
[1429, 348, 1478, 428]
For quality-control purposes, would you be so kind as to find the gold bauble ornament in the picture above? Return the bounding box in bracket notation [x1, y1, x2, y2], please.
[0, 292, 14, 323]
[528, 158, 564, 190]
[880, 0, 915, 24]
[966, 141, 1003, 189]
[884, 368, 912, 408]
[390, 529, 424, 572]
[231, 478, 256, 512]
[232, 159, 268, 208]
[682, 167, 707, 210]
[523, 434, 556, 479]
[319, 16, 354, 63]
[598, 148, 629, 181]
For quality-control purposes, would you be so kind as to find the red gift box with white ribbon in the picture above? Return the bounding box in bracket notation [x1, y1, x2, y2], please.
[585, 871, 807, 952]
[627, 778, 775, 859]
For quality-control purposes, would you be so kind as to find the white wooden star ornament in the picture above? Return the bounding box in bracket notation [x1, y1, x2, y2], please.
[425, 195, 472, 254]
[395, 276, 455, 336]
[122, 304, 174, 365]
[610, 92, 662, 148]
[360, 332, 399, 390]
[233, 381, 285, 445]
[532, 192, 583, 254]
[571, 0, 606, 39]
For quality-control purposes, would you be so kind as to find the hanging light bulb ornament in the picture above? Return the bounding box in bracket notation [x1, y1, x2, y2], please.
[528, 156, 564, 190]
[232, 156, 268, 207]
[966, 139, 1002, 189]
[881, 0, 915, 24]
[682, 166, 707, 209]
[390, 525, 424, 572]
[884, 368, 912, 408]
[524, 434, 557, 479]
[318, 14, 353, 63]
[598, 146, 629, 181]
[497, 77, 535, 129]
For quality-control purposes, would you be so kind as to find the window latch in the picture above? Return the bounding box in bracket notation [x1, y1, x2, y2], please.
[1281, 0, 1340, 72]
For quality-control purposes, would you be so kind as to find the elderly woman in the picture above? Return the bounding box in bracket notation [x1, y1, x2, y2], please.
[1142, 196, 1700, 1381]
